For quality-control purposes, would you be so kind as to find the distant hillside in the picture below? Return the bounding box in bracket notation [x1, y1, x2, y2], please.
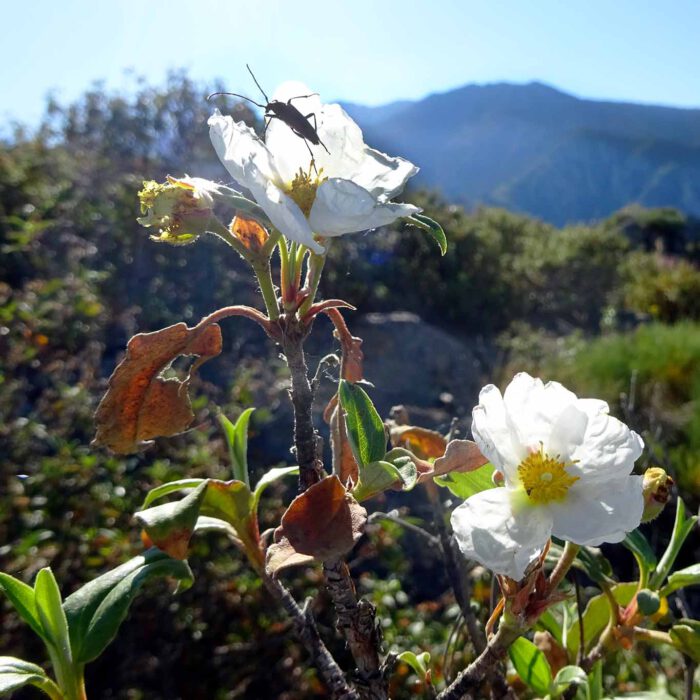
[343, 83, 700, 225]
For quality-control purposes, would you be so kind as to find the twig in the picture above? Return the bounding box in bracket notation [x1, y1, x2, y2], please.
[435, 619, 523, 700]
[427, 484, 485, 654]
[311, 352, 340, 394]
[684, 658, 697, 700]
[574, 571, 584, 667]
[323, 559, 387, 700]
[283, 321, 325, 491]
[263, 574, 359, 700]
[368, 510, 440, 548]
[281, 316, 386, 698]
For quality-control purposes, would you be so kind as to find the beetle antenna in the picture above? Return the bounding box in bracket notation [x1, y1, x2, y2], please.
[246, 64, 270, 104]
[207, 92, 267, 109]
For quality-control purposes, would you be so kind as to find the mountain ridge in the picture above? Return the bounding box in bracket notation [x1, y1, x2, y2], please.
[341, 82, 700, 225]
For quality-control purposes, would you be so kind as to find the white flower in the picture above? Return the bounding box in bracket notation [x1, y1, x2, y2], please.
[208, 81, 420, 254]
[451, 372, 644, 580]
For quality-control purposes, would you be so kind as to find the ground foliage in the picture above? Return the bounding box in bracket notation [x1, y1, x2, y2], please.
[1, 74, 699, 698]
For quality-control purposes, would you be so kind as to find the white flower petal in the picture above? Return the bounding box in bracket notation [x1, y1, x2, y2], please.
[248, 176, 323, 253]
[503, 374, 579, 451]
[548, 475, 644, 545]
[308, 179, 420, 236]
[451, 487, 553, 580]
[354, 146, 419, 201]
[265, 94, 418, 201]
[567, 400, 644, 485]
[471, 384, 525, 482]
[208, 110, 280, 189]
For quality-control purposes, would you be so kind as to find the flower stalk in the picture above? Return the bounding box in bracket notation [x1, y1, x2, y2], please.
[546, 541, 580, 594]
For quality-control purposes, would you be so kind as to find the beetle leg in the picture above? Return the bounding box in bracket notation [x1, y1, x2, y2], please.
[303, 113, 330, 155]
[287, 93, 319, 103]
[290, 132, 320, 176]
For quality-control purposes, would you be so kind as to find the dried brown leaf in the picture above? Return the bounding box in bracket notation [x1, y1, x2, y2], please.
[265, 536, 314, 574]
[266, 476, 366, 574]
[93, 322, 222, 454]
[231, 215, 268, 252]
[329, 403, 360, 487]
[431, 439, 488, 477]
[390, 426, 447, 459]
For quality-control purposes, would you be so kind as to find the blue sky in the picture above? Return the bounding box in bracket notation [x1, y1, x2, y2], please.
[3, 0, 700, 128]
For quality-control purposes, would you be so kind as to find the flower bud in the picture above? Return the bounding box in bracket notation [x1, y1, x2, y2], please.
[137, 176, 220, 245]
[636, 588, 661, 616]
[641, 467, 674, 523]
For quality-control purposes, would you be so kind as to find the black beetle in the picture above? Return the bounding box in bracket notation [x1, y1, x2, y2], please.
[209, 65, 330, 161]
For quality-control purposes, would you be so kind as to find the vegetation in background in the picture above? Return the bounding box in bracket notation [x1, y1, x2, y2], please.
[1, 74, 699, 698]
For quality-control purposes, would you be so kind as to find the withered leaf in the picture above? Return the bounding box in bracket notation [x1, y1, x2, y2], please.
[265, 536, 314, 574]
[429, 439, 488, 478]
[266, 476, 366, 574]
[93, 322, 222, 454]
[329, 403, 360, 486]
[390, 426, 447, 459]
[231, 215, 268, 252]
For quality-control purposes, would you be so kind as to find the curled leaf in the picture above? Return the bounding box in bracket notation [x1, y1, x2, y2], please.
[390, 426, 446, 459]
[266, 476, 366, 574]
[134, 482, 208, 560]
[93, 322, 222, 454]
[329, 401, 360, 487]
[231, 215, 268, 253]
[417, 439, 488, 483]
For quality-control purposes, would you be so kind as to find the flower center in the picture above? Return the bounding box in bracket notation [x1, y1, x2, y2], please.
[285, 164, 324, 217]
[517, 445, 579, 504]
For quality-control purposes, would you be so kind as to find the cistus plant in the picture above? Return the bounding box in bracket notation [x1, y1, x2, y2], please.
[1, 78, 698, 700]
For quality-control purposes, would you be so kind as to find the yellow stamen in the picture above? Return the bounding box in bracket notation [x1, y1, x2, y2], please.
[517, 444, 579, 504]
[284, 164, 324, 217]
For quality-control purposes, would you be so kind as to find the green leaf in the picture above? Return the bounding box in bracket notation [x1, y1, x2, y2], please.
[140, 478, 206, 509]
[134, 480, 208, 559]
[34, 569, 73, 667]
[536, 607, 564, 646]
[606, 693, 678, 699]
[659, 563, 700, 597]
[650, 498, 698, 590]
[552, 665, 587, 697]
[623, 530, 657, 582]
[508, 636, 553, 696]
[434, 462, 496, 499]
[219, 408, 255, 486]
[408, 213, 447, 255]
[338, 380, 386, 468]
[588, 660, 603, 700]
[352, 460, 415, 502]
[63, 548, 193, 664]
[669, 618, 700, 663]
[396, 650, 431, 683]
[567, 582, 637, 658]
[252, 466, 299, 512]
[0, 657, 61, 699]
[0, 573, 45, 641]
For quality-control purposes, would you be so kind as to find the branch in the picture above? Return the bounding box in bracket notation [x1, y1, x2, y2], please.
[426, 483, 485, 654]
[282, 322, 324, 491]
[263, 573, 359, 700]
[435, 619, 523, 700]
[323, 559, 387, 700]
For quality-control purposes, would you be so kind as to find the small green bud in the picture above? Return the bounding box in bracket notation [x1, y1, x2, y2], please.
[641, 467, 674, 523]
[137, 175, 220, 245]
[636, 588, 661, 616]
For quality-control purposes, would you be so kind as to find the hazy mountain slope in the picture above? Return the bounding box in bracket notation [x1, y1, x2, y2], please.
[342, 83, 700, 225]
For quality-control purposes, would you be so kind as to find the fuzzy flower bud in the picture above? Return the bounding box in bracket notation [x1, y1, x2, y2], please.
[641, 467, 674, 523]
[137, 176, 221, 245]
